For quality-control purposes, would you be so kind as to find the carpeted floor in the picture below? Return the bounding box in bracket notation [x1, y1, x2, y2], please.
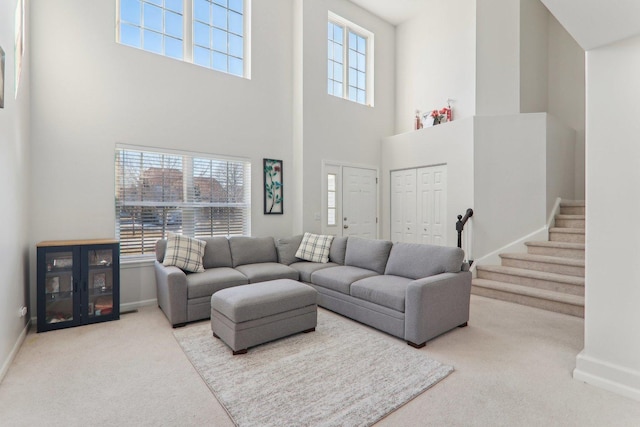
[174, 311, 452, 427]
[1, 296, 640, 426]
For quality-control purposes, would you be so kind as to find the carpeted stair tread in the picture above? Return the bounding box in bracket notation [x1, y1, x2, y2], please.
[525, 241, 585, 249]
[500, 253, 585, 267]
[555, 214, 585, 220]
[560, 200, 585, 207]
[549, 227, 585, 235]
[476, 265, 584, 286]
[472, 279, 585, 306]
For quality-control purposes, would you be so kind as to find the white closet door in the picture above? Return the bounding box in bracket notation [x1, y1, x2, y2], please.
[417, 165, 447, 245]
[391, 169, 417, 243]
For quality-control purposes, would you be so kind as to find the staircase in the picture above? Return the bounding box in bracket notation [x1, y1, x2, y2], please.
[472, 200, 585, 317]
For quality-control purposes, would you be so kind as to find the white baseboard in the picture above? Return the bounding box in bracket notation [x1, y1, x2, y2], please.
[547, 197, 562, 229]
[574, 351, 640, 402]
[471, 226, 548, 271]
[121, 299, 157, 313]
[470, 197, 563, 272]
[0, 320, 31, 385]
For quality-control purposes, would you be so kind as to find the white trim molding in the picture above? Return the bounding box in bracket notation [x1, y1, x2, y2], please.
[574, 351, 640, 402]
[0, 320, 31, 384]
[121, 299, 158, 314]
[470, 226, 548, 273]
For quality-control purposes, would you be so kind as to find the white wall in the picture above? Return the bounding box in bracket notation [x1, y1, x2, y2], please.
[29, 0, 294, 311]
[394, 0, 476, 134]
[298, 0, 395, 234]
[547, 16, 586, 199]
[520, 0, 549, 113]
[0, 0, 31, 381]
[380, 118, 475, 248]
[574, 33, 640, 401]
[546, 114, 576, 217]
[473, 114, 548, 258]
[475, 0, 520, 115]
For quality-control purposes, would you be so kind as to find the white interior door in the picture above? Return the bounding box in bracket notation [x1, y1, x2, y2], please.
[391, 169, 417, 243]
[417, 165, 447, 245]
[343, 167, 377, 238]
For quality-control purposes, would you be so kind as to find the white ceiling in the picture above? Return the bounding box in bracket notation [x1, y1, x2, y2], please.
[350, 0, 640, 50]
[348, 0, 426, 26]
[540, 0, 640, 50]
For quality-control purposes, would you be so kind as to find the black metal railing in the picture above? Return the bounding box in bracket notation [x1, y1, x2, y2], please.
[456, 208, 474, 249]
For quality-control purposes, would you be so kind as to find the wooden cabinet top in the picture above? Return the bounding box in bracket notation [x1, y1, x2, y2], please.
[37, 239, 119, 248]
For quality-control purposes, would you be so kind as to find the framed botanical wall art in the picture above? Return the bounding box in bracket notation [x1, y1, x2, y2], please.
[264, 159, 283, 214]
[0, 46, 5, 108]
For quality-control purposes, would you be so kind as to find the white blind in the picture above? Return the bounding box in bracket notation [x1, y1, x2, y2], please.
[115, 146, 251, 257]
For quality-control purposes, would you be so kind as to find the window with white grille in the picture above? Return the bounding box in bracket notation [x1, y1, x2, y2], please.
[117, 0, 249, 78]
[327, 12, 374, 106]
[115, 145, 251, 257]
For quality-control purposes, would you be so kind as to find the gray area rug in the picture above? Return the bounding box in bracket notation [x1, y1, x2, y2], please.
[173, 310, 453, 427]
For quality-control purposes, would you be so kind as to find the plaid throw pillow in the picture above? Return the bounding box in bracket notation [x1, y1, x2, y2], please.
[162, 233, 206, 273]
[295, 232, 334, 263]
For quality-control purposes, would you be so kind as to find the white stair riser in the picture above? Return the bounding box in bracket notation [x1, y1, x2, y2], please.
[555, 218, 585, 228]
[549, 232, 585, 244]
[560, 206, 585, 215]
[476, 270, 584, 296]
[501, 258, 584, 278]
[527, 245, 584, 259]
[471, 286, 584, 318]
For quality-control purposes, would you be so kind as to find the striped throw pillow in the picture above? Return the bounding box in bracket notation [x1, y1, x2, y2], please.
[295, 232, 334, 263]
[162, 233, 206, 273]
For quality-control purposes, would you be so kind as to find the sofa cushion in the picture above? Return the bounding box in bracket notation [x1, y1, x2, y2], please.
[275, 235, 305, 265]
[350, 275, 412, 312]
[289, 261, 338, 283]
[384, 242, 465, 279]
[344, 237, 393, 274]
[162, 233, 206, 273]
[295, 232, 334, 263]
[186, 267, 249, 299]
[234, 262, 299, 283]
[329, 236, 348, 265]
[310, 265, 378, 295]
[229, 236, 278, 267]
[200, 237, 233, 269]
[211, 280, 317, 323]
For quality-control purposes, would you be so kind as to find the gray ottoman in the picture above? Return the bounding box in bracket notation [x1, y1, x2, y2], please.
[211, 279, 317, 355]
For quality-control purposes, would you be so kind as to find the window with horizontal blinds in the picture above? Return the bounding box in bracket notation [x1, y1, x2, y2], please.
[115, 146, 251, 257]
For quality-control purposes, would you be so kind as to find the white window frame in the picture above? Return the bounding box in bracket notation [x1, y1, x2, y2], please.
[116, 0, 252, 79]
[327, 11, 374, 107]
[115, 144, 252, 259]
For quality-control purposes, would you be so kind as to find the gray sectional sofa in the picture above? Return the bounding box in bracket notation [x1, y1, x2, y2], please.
[154, 234, 471, 348]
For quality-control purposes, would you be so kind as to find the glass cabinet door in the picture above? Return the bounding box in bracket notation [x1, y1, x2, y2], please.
[86, 249, 115, 321]
[43, 250, 77, 325]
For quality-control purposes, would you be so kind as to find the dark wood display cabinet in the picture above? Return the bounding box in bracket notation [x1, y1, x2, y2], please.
[37, 239, 120, 332]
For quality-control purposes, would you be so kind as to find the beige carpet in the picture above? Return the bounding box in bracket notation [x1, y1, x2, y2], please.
[2, 298, 640, 426]
[174, 311, 453, 427]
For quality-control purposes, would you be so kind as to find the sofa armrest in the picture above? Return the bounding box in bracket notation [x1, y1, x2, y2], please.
[404, 271, 471, 346]
[154, 261, 188, 327]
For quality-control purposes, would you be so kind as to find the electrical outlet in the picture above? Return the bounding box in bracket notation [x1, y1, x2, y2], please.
[18, 306, 27, 317]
